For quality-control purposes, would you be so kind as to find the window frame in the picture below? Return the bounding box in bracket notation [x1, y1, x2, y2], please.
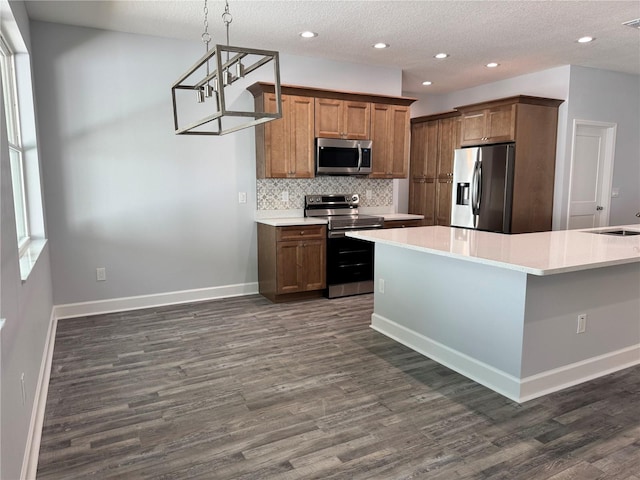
[1, 32, 31, 254]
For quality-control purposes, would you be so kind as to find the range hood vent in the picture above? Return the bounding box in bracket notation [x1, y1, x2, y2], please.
[622, 18, 640, 29]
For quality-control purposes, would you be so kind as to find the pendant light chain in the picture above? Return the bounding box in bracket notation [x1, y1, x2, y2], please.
[201, 0, 211, 50]
[199, 0, 213, 102]
[222, 0, 233, 47]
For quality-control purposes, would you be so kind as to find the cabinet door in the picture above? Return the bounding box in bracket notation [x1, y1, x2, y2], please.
[460, 111, 486, 145]
[300, 240, 326, 290]
[276, 241, 302, 294]
[315, 98, 342, 138]
[264, 94, 290, 177]
[389, 106, 410, 177]
[486, 105, 515, 142]
[343, 101, 371, 139]
[289, 95, 315, 177]
[437, 116, 460, 178]
[434, 116, 460, 226]
[411, 121, 438, 178]
[435, 179, 453, 226]
[409, 178, 436, 226]
[370, 104, 392, 178]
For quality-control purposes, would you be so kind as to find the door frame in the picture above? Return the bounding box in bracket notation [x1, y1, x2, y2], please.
[566, 119, 617, 229]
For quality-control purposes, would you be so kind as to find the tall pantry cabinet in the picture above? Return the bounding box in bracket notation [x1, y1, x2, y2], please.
[409, 112, 461, 226]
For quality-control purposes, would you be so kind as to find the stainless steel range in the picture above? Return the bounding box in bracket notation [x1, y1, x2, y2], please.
[305, 194, 383, 298]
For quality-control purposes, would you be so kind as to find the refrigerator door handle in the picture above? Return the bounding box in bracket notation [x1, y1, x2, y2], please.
[471, 151, 482, 216]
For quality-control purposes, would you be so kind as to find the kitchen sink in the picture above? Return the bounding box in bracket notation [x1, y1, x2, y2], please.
[595, 229, 640, 236]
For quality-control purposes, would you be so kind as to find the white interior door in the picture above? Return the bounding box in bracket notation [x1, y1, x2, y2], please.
[567, 121, 616, 229]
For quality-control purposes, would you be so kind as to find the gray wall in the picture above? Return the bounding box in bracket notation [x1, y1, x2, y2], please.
[408, 65, 640, 229]
[31, 21, 402, 305]
[1, 2, 54, 479]
[559, 66, 640, 227]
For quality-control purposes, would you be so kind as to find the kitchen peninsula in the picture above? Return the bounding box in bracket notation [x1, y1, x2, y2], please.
[348, 225, 640, 403]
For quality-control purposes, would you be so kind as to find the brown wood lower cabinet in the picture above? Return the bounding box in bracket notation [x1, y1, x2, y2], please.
[258, 224, 326, 302]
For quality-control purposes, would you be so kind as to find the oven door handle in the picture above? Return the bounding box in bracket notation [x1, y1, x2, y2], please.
[328, 226, 383, 238]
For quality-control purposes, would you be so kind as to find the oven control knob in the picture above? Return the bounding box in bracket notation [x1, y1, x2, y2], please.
[351, 194, 359, 203]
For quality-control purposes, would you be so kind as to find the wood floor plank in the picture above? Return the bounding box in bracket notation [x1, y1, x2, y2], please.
[37, 294, 640, 479]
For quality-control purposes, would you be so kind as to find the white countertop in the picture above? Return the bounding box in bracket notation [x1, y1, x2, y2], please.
[256, 217, 328, 227]
[256, 213, 423, 227]
[347, 225, 640, 276]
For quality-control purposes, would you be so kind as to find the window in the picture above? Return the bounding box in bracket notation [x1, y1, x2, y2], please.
[1, 33, 30, 253]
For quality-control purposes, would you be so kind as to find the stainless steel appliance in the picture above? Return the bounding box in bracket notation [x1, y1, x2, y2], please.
[315, 138, 373, 175]
[305, 194, 383, 298]
[451, 143, 516, 233]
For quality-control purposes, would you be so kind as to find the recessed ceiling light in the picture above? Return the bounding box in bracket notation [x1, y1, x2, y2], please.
[373, 43, 389, 49]
[422, 81, 433, 86]
[622, 18, 640, 29]
[486, 62, 499, 68]
[434, 53, 448, 59]
[300, 31, 318, 38]
[577, 36, 594, 43]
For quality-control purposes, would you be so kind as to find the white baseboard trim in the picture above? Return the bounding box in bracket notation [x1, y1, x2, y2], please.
[21, 309, 58, 480]
[519, 344, 640, 402]
[371, 313, 640, 404]
[54, 282, 259, 319]
[371, 313, 522, 402]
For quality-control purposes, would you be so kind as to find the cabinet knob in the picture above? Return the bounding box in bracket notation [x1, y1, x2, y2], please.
[300, 231, 305, 235]
[596, 206, 604, 211]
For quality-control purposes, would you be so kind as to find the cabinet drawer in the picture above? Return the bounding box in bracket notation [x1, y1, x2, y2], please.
[383, 219, 421, 229]
[277, 225, 326, 241]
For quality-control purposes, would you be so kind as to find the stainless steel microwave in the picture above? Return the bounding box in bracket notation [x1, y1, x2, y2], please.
[315, 138, 372, 175]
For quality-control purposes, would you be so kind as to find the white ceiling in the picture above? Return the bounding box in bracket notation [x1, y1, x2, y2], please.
[24, 0, 640, 95]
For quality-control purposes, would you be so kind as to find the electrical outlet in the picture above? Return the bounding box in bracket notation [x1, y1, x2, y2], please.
[238, 192, 247, 204]
[379, 278, 385, 294]
[611, 187, 620, 198]
[281, 191, 289, 203]
[577, 313, 587, 334]
[96, 267, 106, 281]
[366, 189, 373, 200]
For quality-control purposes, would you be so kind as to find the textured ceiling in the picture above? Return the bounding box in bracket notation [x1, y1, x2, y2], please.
[24, 0, 640, 95]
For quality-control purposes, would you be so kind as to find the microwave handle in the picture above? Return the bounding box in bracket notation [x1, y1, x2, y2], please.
[357, 144, 362, 171]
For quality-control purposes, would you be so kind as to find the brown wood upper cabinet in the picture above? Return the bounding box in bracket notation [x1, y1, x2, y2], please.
[458, 104, 515, 146]
[253, 92, 315, 178]
[314, 98, 370, 140]
[370, 104, 411, 178]
[248, 83, 415, 179]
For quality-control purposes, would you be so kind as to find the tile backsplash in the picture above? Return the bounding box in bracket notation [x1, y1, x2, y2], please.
[257, 178, 393, 210]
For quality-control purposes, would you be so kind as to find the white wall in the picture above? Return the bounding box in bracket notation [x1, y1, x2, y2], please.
[31, 21, 402, 306]
[1, 2, 54, 479]
[410, 66, 571, 117]
[408, 65, 640, 230]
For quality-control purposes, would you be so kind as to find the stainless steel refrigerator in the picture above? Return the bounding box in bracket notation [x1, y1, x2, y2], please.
[450, 143, 516, 233]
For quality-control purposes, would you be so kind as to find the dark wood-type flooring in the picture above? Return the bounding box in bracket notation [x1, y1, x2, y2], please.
[38, 294, 640, 479]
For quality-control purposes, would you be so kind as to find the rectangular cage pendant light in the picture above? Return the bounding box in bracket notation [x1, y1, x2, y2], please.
[171, 44, 282, 135]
